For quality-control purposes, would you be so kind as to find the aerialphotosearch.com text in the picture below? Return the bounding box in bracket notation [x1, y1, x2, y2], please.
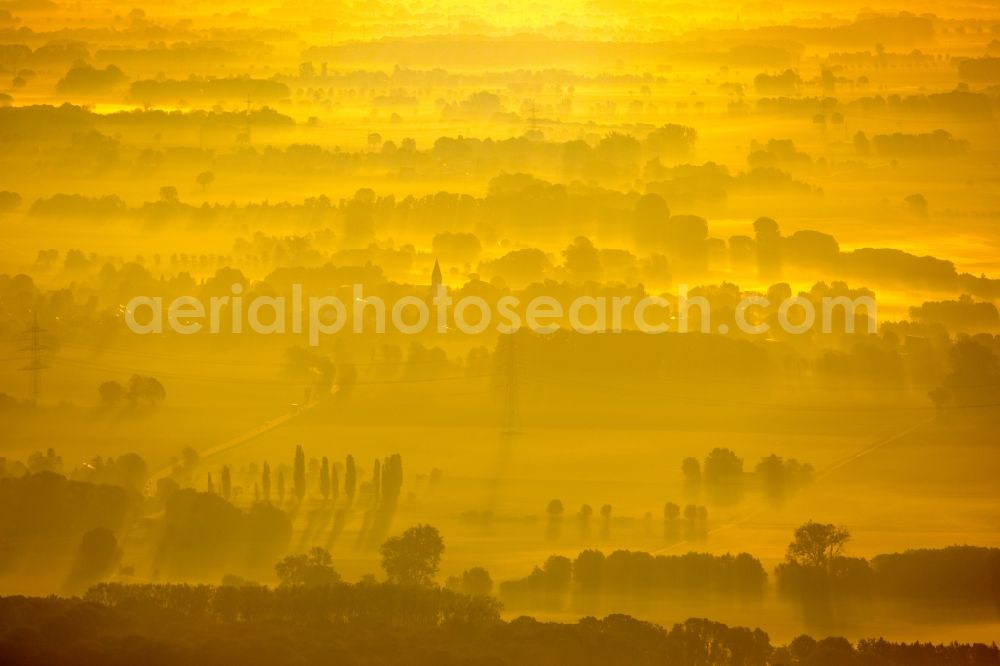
[124, 284, 877, 346]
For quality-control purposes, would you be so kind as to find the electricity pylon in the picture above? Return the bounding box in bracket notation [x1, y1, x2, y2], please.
[20, 312, 47, 407]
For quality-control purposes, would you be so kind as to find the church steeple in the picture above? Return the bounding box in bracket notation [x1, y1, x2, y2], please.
[431, 259, 442, 290]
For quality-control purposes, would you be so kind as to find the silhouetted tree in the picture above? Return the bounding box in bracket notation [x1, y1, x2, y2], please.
[319, 457, 330, 501]
[64, 527, 119, 593]
[664, 502, 680, 541]
[599, 504, 612, 540]
[776, 522, 854, 626]
[754, 217, 782, 280]
[786, 521, 850, 569]
[446, 566, 493, 597]
[928, 385, 952, 409]
[681, 457, 701, 500]
[380, 454, 402, 505]
[572, 549, 605, 596]
[98, 380, 126, 407]
[127, 374, 166, 406]
[380, 524, 444, 586]
[703, 448, 744, 505]
[545, 499, 564, 541]
[275, 547, 340, 587]
[756, 455, 813, 506]
[756, 454, 785, 505]
[695, 506, 709, 541]
[196, 171, 215, 191]
[159, 185, 178, 203]
[220, 466, 231, 500]
[293, 446, 306, 502]
[345, 455, 357, 503]
[577, 504, 593, 539]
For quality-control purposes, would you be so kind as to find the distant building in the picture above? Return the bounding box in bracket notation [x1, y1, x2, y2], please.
[428, 259, 443, 300]
[431, 259, 442, 290]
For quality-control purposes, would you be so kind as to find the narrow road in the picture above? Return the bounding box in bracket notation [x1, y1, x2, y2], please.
[144, 388, 335, 496]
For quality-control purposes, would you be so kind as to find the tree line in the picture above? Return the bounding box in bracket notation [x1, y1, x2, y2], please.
[499, 549, 767, 610]
[0, 593, 995, 665]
